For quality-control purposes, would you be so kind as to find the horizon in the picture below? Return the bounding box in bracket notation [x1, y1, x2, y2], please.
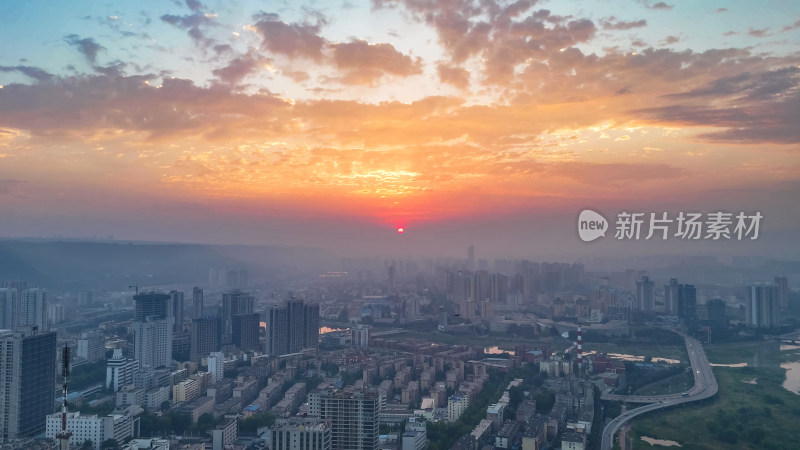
[1, 0, 799, 259]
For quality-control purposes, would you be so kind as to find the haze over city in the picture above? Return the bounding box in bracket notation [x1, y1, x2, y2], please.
[0, 0, 798, 258]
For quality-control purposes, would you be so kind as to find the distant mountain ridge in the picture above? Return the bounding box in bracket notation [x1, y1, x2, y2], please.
[0, 239, 331, 291]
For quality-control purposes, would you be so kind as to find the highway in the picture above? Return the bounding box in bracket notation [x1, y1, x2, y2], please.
[600, 334, 718, 450]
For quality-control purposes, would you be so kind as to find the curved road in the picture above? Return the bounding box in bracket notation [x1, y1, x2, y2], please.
[600, 334, 718, 450]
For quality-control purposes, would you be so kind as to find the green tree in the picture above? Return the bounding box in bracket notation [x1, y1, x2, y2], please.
[81, 440, 93, 450]
[193, 413, 219, 433]
[101, 438, 119, 449]
[240, 413, 276, 433]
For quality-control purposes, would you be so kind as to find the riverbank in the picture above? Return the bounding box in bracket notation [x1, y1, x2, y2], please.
[628, 341, 800, 449]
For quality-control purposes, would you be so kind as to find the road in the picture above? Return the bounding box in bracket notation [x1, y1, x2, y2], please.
[600, 334, 718, 450]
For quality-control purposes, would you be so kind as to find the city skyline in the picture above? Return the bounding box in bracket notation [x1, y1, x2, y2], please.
[0, 0, 798, 258]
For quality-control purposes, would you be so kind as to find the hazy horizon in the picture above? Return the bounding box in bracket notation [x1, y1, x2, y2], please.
[1, 0, 798, 260]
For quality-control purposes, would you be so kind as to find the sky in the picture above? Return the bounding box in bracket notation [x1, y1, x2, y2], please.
[0, 0, 799, 259]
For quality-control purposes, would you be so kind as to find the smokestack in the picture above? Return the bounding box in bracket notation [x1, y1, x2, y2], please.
[56, 345, 72, 450]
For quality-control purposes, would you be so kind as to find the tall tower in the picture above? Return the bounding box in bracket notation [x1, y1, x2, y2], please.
[287, 299, 305, 353]
[56, 345, 71, 450]
[775, 276, 789, 310]
[0, 327, 57, 439]
[304, 302, 320, 350]
[222, 290, 255, 337]
[132, 292, 173, 370]
[677, 284, 697, 325]
[468, 245, 475, 269]
[577, 323, 583, 376]
[170, 290, 185, 333]
[636, 276, 654, 312]
[0, 288, 16, 330]
[746, 283, 779, 328]
[190, 316, 221, 362]
[664, 279, 679, 315]
[265, 299, 319, 356]
[192, 287, 204, 319]
[314, 390, 379, 450]
[18, 288, 48, 331]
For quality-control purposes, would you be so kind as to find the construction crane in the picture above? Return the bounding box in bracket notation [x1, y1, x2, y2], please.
[56, 345, 72, 450]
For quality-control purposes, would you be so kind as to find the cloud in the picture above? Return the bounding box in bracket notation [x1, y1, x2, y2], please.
[374, 1, 596, 84]
[641, 1, 674, 10]
[0, 72, 291, 140]
[212, 52, 268, 85]
[747, 27, 771, 37]
[601, 17, 647, 30]
[331, 40, 422, 84]
[0, 65, 53, 82]
[160, 10, 218, 48]
[783, 19, 800, 32]
[185, 0, 203, 11]
[437, 63, 470, 89]
[64, 35, 105, 64]
[251, 13, 326, 61]
[636, 67, 800, 143]
[662, 35, 680, 44]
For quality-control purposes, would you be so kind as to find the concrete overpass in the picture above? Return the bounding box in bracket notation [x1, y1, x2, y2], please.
[600, 334, 718, 450]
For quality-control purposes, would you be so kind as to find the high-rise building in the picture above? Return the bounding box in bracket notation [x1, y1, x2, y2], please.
[132, 319, 172, 370]
[106, 349, 140, 392]
[271, 417, 332, 450]
[222, 290, 255, 337]
[387, 265, 396, 292]
[474, 270, 490, 303]
[352, 324, 370, 348]
[490, 273, 508, 304]
[0, 288, 16, 330]
[192, 287, 204, 319]
[232, 313, 260, 352]
[77, 290, 96, 307]
[207, 352, 225, 384]
[746, 283, 779, 328]
[664, 279, 678, 315]
[287, 300, 305, 352]
[170, 290, 185, 333]
[133, 292, 171, 322]
[636, 276, 654, 312]
[77, 330, 105, 363]
[265, 306, 288, 356]
[706, 299, 726, 327]
[190, 316, 221, 362]
[133, 292, 173, 370]
[0, 328, 57, 440]
[677, 284, 697, 324]
[775, 276, 789, 310]
[265, 299, 320, 356]
[18, 288, 48, 331]
[310, 389, 378, 450]
[304, 302, 320, 351]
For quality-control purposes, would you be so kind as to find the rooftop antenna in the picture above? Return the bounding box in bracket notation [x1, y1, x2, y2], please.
[56, 345, 72, 450]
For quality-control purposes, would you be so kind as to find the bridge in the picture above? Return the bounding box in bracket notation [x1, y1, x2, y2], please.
[600, 334, 718, 450]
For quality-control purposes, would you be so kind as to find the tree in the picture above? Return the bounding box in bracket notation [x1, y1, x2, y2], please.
[81, 440, 93, 450]
[101, 438, 119, 449]
[160, 400, 171, 411]
[240, 413, 275, 433]
[193, 413, 218, 433]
